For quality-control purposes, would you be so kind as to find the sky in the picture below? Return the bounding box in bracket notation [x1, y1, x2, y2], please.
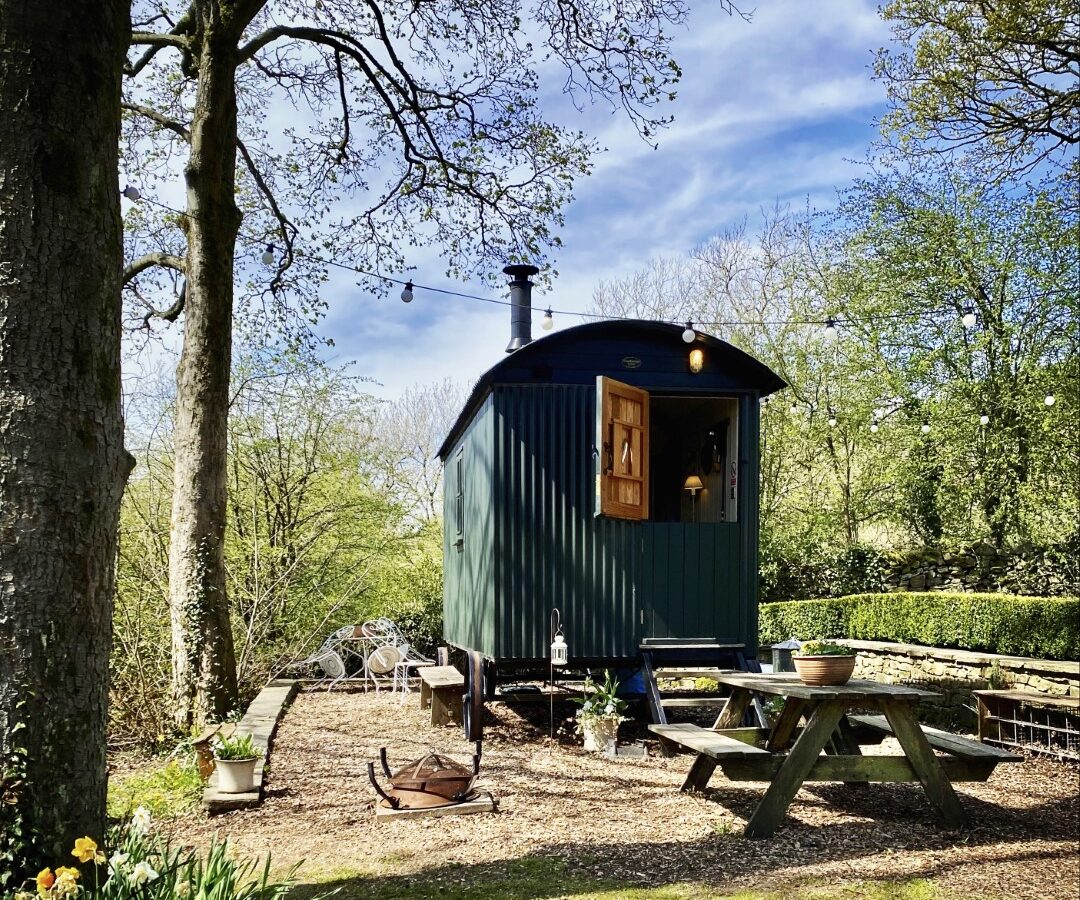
[120, 0, 895, 411]
[318, 0, 893, 402]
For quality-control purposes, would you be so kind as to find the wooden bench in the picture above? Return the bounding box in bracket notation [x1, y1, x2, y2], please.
[648, 723, 768, 791]
[849, 714, 1024, 772]
[419, 665, 464, 727]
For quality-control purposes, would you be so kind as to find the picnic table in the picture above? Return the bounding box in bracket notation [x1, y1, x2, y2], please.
[650, 672, 1022, 838]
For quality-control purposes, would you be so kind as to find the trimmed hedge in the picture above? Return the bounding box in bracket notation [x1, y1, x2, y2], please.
[759, 592, 1080, 661]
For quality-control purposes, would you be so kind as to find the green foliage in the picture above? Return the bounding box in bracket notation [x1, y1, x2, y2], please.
[212, 733, 259, 762]
[761, 537, 889, 602]
[875, 0, 1078, 177]
[796, 640, 855, 657]
[574, 670, 629, 728]
[106, 758, 202, 821]
[112, 356, 447, 747]
[760, 592, 1080, 660]
[0, 739, 34, 891]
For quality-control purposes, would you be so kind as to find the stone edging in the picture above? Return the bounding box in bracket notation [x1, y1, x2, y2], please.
[203, 679, 300, 814]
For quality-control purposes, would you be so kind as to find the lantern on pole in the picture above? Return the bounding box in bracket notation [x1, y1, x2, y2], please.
[550, 610, 568, 666]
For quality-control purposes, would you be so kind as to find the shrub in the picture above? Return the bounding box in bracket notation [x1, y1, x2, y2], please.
[759, 592, 1080, 660]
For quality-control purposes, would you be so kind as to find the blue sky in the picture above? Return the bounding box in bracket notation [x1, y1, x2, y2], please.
[120, 1, 893, 409]
[323, 0, 893, 400]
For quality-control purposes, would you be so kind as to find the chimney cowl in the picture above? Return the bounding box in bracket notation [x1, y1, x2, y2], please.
[504, 263, 539, 353]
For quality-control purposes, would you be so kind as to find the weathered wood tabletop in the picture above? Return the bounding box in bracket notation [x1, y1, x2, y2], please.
[659, 672, 1022, 838]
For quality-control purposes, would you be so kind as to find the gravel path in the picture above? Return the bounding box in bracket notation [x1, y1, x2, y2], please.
[169, 689, 1079, 898]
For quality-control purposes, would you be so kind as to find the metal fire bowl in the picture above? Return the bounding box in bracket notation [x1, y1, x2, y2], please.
[376, 786, 479, 810]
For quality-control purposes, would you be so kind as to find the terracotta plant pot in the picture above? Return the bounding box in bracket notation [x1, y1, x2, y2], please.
[581, 718, 619, 752]
[792, 654, 856, 686]
[214, 757, 258, 793]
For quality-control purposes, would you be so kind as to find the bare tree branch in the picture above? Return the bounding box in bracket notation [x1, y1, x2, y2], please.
[123, 251, 185, 284]
[121, 101, 191, 141]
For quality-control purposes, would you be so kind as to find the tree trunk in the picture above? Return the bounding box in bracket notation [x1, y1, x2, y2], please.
[0, 0, 131, 868]
[169, 14, 242, 730]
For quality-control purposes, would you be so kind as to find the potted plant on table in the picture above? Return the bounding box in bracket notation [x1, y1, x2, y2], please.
[574, 670, 629, 752]
[792, 640, 857, 686]
[212, 732, 262, 793]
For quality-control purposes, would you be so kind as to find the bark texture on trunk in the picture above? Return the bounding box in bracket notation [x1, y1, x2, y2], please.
[168, 3, 243, 730]
[0, 0, 131, 863]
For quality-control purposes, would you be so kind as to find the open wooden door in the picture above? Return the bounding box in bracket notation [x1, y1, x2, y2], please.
[596, 376, 649, 520]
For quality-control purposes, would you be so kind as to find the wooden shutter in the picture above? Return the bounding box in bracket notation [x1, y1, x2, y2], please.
[597, 376, 650, 520]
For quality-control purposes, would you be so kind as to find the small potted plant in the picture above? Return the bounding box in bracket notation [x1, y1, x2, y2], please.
[792, 640, 857, 686]
[212, 732, 262, 793]
[574, 670, 629, 752]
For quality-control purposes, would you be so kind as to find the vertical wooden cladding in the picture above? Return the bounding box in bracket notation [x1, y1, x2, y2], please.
[597, 376, 649, 520]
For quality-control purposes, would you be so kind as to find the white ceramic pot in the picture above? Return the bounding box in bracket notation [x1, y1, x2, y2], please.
[582, 718, 619, 753]
[215, 757, 258, 793]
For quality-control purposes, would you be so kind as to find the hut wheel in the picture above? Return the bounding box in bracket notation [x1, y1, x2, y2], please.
[463, 650, 485, 742]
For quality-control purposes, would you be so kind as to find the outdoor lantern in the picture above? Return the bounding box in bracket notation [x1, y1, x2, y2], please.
[550, 630, 568, 666]
[261, 244, 275, 266]
[541, 307, 554, 330]
[962, 307, 977, 329]
[771, 638, 801, 673]
[823, 318, 838, 341]
[688, 348, 704, 373]
[682, 321, 696, 343]
[400, 280, 414, 303]
[1045, 394, 1056, 407]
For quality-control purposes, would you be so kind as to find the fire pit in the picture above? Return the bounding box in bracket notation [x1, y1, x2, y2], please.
[367, 741, 481, 809]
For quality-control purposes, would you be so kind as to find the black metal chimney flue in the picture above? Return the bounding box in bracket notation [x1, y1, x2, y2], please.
[503, 263, 540, 353]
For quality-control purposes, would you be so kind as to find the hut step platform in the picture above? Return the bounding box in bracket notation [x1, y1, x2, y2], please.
[640, 642, 767, 731]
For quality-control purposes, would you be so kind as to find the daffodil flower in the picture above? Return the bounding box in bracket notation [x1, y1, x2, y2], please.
[71, 836, 98, 864]
[130, 806, 152, 835]
[129, 860, 159, 886]
[35, 868, 55, 896]
[108, 851, 129, 873]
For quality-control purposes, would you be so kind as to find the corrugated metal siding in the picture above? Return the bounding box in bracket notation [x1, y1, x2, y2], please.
[642, 524, 744, 641]
[491, 385, 756, 660]
[494, 385, 640, 660]
[442, 395, 496, 656]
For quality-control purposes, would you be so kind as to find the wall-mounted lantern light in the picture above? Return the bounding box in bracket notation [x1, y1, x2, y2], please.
[688, 348, 704, 373]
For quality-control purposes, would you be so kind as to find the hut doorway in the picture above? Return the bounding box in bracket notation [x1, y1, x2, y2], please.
[648, 395, 739, 524]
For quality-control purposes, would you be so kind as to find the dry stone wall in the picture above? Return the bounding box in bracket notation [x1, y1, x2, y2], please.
[839, 639, 1080, 728]
[885, 541, 1077, 596]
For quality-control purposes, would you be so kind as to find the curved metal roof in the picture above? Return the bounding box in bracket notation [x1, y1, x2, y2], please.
[438, 319, 787, 459]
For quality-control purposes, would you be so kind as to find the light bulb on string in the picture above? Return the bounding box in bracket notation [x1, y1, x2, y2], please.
[122, 185, 141, 201]
[1045, 394, 1055, 407]
[789, 402, 798, 415]
[541, 307, 554, 331]
[827, 415, 837, 428]
[682, 321, 696, 343]
[921, 423, 931, 434]
[261, 244, 275, 266]
[961, 307, 977, 329]
[980, 414, 990, 426]
[870, 421, 879, 434]
[823, 318, 838, 342]
[400, 280, 414, 303]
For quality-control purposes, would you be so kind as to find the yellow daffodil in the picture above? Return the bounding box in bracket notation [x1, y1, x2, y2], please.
[52, 868, 80, 898]
[71, 836, 97, 864]
[35, 868, 55, 896]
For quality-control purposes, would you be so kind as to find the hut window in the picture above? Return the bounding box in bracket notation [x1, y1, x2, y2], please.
[596, 376, 650, 520]
[454, 449, 465, 547]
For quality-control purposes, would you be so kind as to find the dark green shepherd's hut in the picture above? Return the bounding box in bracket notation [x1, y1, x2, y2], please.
[437, 266, 786, 733]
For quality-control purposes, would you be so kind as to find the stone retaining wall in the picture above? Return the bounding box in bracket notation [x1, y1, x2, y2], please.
[884, 541, 1077, 596]
[838, 639, 1079, 727]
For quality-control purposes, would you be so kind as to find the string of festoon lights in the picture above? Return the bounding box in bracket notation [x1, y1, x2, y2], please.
[122, 185, 1062, 431]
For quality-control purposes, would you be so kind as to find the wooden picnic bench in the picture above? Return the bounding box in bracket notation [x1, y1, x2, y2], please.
[653, 672, 1024, 838]
[419, 665, 464, 726]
